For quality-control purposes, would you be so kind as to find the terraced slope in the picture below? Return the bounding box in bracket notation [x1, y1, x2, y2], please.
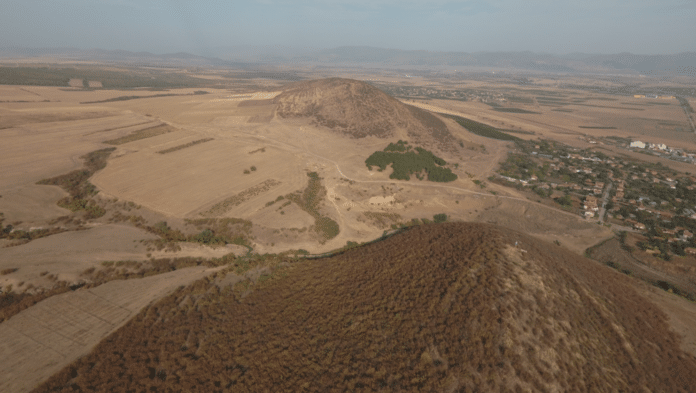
[35, 223, 696, 392]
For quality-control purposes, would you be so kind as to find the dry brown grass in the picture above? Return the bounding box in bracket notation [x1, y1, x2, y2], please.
[34, 222, 696, 392]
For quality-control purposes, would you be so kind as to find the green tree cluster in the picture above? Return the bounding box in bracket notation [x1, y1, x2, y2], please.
[365, 142, 457, 182]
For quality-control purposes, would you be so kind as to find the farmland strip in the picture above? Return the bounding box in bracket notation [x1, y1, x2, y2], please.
[157, 138, 214, 154]
[203, 179, 281, 216]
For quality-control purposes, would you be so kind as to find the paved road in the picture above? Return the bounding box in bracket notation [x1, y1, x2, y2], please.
[598, 181, 613, 224]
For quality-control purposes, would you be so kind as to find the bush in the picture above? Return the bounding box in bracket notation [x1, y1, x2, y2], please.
[433, 214, 448, 223]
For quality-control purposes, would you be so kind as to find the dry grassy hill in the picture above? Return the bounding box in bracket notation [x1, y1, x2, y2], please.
[34, 222, 696, 392]
[274, 77, 458, 151]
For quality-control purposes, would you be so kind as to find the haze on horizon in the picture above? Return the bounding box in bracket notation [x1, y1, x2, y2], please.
[1, 0, 695, 57]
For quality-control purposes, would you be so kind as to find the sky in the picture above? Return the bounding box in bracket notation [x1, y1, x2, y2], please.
[1, 0, 695, 55]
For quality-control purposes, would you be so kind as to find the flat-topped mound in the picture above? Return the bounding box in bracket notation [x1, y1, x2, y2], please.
[35, 222, 696, 392]
[274, 78, 457, 149]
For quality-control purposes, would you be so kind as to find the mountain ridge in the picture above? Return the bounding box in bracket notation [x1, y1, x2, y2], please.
[2, 46, 695, 76]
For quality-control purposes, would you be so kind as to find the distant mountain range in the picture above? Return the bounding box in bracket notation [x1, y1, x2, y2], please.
[1, 46, 695, 76]
[0, 47, 244, 68]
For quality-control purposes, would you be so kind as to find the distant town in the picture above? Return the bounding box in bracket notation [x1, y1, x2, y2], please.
[494, 139, 696, 260]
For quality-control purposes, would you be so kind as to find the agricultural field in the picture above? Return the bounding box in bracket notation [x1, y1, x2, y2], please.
[3, 66, 696, 391]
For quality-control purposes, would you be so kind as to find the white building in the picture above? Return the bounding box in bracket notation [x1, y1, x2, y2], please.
[630, 141, 646, 149]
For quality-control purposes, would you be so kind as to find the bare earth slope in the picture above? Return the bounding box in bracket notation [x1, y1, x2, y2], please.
[34, 222, 696, 392]
[274, 77, 458, 151]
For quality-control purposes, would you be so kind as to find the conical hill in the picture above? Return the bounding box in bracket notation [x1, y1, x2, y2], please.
[35, 222, 696, 392]
[273, 77, 458, 150]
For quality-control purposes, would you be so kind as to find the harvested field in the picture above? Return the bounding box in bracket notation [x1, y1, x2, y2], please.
[92, 140, 305, 218]
[0, 225, 157, 290]
[0, 184, 68, 224]
[237, 99, 275, 106]
[0, 265, 219, 393]
[0, 111, 159, 189]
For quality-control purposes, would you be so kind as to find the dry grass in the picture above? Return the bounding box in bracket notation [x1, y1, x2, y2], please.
[361, 211, 402, 228]
[34, 222, 696, 392]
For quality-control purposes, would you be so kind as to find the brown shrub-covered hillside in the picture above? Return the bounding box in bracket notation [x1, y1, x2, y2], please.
[35, 223, 696, 392]
[274, 78, 457, 150]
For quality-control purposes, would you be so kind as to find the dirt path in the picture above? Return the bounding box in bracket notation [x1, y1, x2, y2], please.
[0, 266, 221, 393]
[221, 120, 589, 225]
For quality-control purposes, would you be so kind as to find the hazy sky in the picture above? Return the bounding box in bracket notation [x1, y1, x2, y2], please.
[1, 0, 695, 55]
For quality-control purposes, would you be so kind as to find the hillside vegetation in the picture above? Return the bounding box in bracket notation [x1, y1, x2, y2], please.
[34, 222, 696, 392]
[36, 148, 115, 218]
[446, 115, 520, 141]
[365, 140, 458, 182]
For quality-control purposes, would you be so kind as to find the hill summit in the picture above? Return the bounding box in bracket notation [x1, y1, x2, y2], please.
[274, 77, 457, 149]
[35, 222, 696, 392]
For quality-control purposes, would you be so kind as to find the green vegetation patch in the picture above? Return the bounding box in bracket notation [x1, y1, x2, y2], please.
[446, 115, 520, 141]
[37, 148, 115, 218]
[0, 66, 211, 88]
[365, 140, 457, 182]
[81, 91, 207, 104]
[103, 124, 173, 145]
[157, 138, 214, 154]
[286, 172, 340, 242]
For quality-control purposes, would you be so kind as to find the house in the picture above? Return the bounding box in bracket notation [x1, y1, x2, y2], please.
[630, 141, 646, 149]
[685, 247, 696, 256]
[633, 222, 646, 230]
[584, 196, 599, 211]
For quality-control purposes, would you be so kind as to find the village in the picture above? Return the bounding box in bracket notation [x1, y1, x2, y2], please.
[494, 138, 696, 260]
